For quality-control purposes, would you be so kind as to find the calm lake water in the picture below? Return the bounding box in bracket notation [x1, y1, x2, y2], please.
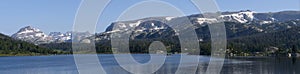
[0, 54, 299, 74]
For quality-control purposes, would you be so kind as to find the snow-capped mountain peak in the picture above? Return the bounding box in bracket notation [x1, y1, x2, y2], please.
[16, 26, 42, 34]
[12, 26, 51, 44]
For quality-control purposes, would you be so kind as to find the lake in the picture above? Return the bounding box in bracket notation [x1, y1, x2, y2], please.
[0, 54, 299, 74]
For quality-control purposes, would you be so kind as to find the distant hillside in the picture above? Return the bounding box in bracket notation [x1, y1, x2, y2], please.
[227, 26, 300, 55]
[0, 33, 64, 56]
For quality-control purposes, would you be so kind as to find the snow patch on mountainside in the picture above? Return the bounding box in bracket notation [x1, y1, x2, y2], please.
[196, 18, 218, 24]
[220, 11, 255, 23]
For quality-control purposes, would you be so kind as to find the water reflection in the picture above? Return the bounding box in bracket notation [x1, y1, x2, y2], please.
[292, 57, 297, 64]
[222, 57, 299, 74]
[0, 55, 299, 74]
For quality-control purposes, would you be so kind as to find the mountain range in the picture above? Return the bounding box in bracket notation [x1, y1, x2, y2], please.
[8, 10, 300, 55]
[11, 26, 91, 44]
[95, 10, 300, 41]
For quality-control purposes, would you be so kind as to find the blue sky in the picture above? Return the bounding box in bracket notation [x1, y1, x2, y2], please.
[0, 0, 299, 35]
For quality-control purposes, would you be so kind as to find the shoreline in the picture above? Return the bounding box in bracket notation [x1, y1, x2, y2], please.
[1, 53, 299, 58]
[0, 54, 72, 57]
